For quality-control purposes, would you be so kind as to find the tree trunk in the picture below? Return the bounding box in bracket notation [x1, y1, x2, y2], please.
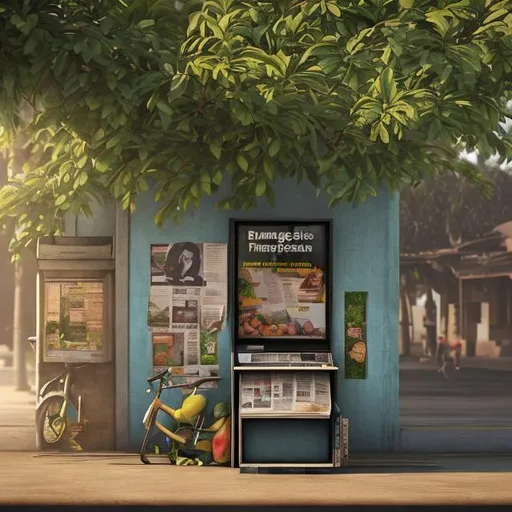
[13, 261, 29, 391]
[12, 250, 37, 391]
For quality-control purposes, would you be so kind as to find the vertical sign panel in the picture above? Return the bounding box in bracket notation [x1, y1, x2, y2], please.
[344, 291, 368, 379]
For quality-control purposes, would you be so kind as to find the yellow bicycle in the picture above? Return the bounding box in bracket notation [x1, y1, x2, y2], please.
[141, 368, 230, 465]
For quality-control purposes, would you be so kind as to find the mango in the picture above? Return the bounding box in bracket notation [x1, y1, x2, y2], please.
[212, 415, 231, 464]
[181, 393, 207, 423]
[204, 416, 226, 433]
[213, 401, 229, 420]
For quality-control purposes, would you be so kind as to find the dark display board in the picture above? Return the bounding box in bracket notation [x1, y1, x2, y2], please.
[231, 220, 331, 345]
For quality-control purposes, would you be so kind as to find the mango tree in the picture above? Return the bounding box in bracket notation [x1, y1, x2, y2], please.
[0, 0, 511, 253]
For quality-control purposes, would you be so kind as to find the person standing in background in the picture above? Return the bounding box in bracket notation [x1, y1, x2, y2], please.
[436, 335, 450, 377]
[423, 289, 437, 357]
[451, 338, 462, 370]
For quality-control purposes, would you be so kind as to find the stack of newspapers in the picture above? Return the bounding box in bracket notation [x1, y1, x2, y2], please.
[333, 416, 349, 467]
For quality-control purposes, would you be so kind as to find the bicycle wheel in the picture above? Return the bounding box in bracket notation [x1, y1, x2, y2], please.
[36, 396, 68, 450]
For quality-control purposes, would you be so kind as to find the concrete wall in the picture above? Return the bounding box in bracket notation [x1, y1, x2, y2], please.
[65, 199, 117, 237]
[128, 181, 400, 453]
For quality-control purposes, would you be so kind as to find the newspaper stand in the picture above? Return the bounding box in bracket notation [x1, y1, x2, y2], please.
[36, 236, 115, 364]
[230, 220, 346, 472]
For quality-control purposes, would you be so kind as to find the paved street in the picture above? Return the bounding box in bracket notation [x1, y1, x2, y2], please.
[400, 358, 512, 427]
[0, 452, 511, 506]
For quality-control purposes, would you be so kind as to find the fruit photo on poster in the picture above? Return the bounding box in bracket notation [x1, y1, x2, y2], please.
[235, 222, 329, 340]
[152, 332, 185, 367]
[237, 265, 326, 339]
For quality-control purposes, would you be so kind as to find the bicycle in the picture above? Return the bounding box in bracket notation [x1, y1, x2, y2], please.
[141, 368, 230, 465]
[29, 336, 89, 451]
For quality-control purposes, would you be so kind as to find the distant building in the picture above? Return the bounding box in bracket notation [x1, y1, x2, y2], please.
[400, 221, 512, 358]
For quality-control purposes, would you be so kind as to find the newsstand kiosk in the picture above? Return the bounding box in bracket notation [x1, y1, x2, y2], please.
[230, 220, 348, 472]
[35, 236, 116, 451]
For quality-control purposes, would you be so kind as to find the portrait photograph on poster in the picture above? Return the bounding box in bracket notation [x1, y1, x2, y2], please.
[151, 242, 206, 286]
[234, 221, 330, 340]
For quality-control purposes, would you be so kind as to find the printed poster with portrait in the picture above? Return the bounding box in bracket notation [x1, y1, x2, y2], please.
[148, 242, 227, 385]
[235, 222, 329, 340]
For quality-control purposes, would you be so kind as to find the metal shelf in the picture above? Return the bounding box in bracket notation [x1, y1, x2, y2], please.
[233, 365, 338, 371]
[241, 414, 331, 419]
[240, 462, 334, 468]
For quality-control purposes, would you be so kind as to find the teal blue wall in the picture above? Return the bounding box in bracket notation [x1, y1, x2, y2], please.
[128, 181, 400, 452]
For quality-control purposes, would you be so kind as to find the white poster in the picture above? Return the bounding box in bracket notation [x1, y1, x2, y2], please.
[148, 242, 228, 383]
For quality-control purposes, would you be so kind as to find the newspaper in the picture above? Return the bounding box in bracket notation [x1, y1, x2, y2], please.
[148, 242, 228, 383]
[240, 372, 331, 417]
[237, 351, 333, 366]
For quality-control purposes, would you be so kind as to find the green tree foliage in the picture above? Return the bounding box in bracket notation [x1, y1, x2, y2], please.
[1, 0, 511, 252]
[401, 167, 512, 253]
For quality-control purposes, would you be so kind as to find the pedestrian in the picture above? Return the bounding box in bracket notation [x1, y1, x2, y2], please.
[435, 335, 450, 377]
[423, 293, 437, 357]
[451, 338, 462, 370]
[420, 333, 428, 358]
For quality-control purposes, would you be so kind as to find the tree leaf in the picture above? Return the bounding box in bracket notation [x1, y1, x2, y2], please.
[55, 195, 67, 206]
[77, 155, 88, 169]
[168, 74, 189, 102]
[209, 142, 222, 160]
[326, 3, 341, 17]
[163, 63, 175, 75]
[255, 178, 266, 196]
[236, 154, 249, 172]
[212, 170, 223, 186]
[137, 19, 156, 29]
[268, 139, 281, 157]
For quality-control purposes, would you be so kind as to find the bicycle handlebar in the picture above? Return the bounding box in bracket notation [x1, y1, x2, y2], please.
[166, 376, 222, 389]
[147, 369, 222, 389]
[147, 368, 169, 383]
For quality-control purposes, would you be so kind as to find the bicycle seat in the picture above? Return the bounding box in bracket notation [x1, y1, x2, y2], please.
[64, 363, 90, 370]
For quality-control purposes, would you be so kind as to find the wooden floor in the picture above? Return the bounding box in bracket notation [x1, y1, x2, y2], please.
[0, 452, 511, 505]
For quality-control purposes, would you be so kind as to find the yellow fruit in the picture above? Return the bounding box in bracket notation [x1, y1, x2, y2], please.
[205, 416, 226, 433]
[195, 439, 212, 452]
[181, 394, 207, 420]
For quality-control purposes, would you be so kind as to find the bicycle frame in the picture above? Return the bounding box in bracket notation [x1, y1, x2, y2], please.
[140, 371, 221, 464]
[37, 365, 89, 423]
[143, 396, 188, 445]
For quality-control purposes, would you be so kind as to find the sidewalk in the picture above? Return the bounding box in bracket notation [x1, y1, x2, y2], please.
[400, 356, 512, 371]
[0, 452, 511, 506]
[0, 386, 36, 451]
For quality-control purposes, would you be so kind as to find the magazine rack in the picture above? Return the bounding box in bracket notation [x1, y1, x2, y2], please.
[230, 220, 346, 471]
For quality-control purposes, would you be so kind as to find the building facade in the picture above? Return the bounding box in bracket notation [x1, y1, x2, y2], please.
[126, 181, 400, 453]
